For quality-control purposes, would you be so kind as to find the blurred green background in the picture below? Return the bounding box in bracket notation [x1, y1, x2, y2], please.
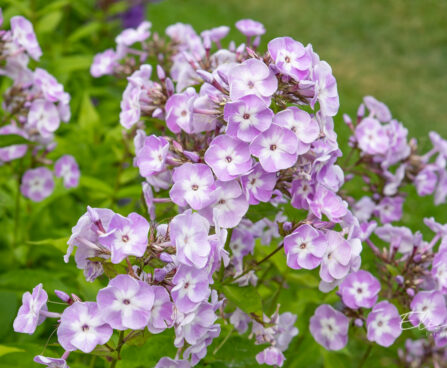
[0, 0, 446, 367]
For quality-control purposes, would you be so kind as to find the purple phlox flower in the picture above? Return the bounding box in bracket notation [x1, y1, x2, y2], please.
[174, 300, 218, 347]
[228, 58, 277, 102]
[99, 212, 149, 264]
[199, 180, 249, 229]
[20, 167, 54, 202]
[434, 169, 447, 205]
[311, 60, 339, 117]
[383, 164, 406, 196]
[65, 207, 114, 266]
[375, 224, 414, 254]
[230, 308, 250, 334]
[316, 163, 344, 192]
[268, 37, 311, 81]
[142, 182, 156, 221]
[275, 312, 299, 351]
[250, 124, 298, 172]
[424, 217, 447, 238]
[409, 290, 447, 331]
[147, 286, 174, 334]
[235, 19, 265, 37]
[135, 135, 169, 177]
[0, 124, 28, 162]
[182, 322, 221, 365]
[352, 196, 376, 222]
[230, 227, 255, 267]
[170, 210, 211, 269]
[309, 185, 347, 222]
[377, 196, 404, 224]
[54, 155, 80, 188]
[415, 167, 437, 196]
[166, 23, 204, 57]
[319, 230, 352, 282]
[155, 357, 191, 368]
[355, 117, 389, 155]
[224, 94, 273, 142]
[201, 26, 230, 44]
[204, 134, 252, 181]
[27, 99, 60, 137]
[290, 178, 314, 209]
[169, 163, 216, 210]
[357, 221, 378, 242]
[205, 215, 230, 279]
[10, 16, 42, 60]
[339, 270, 380, 309]
[363, 96, 392, 123]
[146, 170, 172, 192]
[240, 163, 277, 204]
[256, 347, 285, 367]
[172, 265, 211, 313]
[97, 274, 154, 330]
[366, 301, 401, 347]
[165, 88, 198, 134]
[119, 64, 152, 129]
[284, 224, 327, 270]
[380, 120, 411, 168]
[115, 21, 151, 55]
[57, 302, 113, 353]
[34, 68, 70, 104]
[34, 355, 68, 368]
[13, 284, 55, 334]
[309, 304, 349, 350]
[274, 107, 319, 154]
[90, 49, 118, 77]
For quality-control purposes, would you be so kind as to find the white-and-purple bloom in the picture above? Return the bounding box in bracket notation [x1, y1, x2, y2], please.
[97, 274, 155, 330]
[250, 124, 298, 172]
[34, 356, 68, 368]
[409, 290, 447, 331]
[240, 163, 277, 204]
[284, 224, 327, 270]
[27, 99, 60, 137]
[228, 59, 277, 102]
[366, 301, 402, 347]
[57, 302, 113, 353]
[204, 135, 252, 181]
[90, 49, 117, 77]
[99, 212, 149, 263]
[312, 61, 339, 117]
[54, 155, 80, 188]
[147, 286, 174, 334]
[170, 210, 211, 269]
[235, 19, 265, 38]
[169, 163, 216, 210]
[274, 107, 320, 154]
[319, 230, 352, 282]
[256, 347, 285, 367]
[135, 135, 170, 177]
[309, 304, 349, 350]
[268, 37, 311, 81]
[10, 16, 42, 60]
[224, 94, 273, 142]
[339, 270, 380, 309]
[20, 167, 54, 202]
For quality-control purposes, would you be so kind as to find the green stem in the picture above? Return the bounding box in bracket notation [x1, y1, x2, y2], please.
[357, 344, 373, 368]
[13, 160, 23, 248]
[213, 326, 234, 355]
[110, 331, 125, 368]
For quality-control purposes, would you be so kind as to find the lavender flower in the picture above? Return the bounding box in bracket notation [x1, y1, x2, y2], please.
[20, 167, 54, 202]
[240, 163, 277, 204]
[10, 16, 42, 60]
[256, 347, 285, 367]
[99, 212, 149, 263]
[235, 19, 265, 37]
[34, 356, 68, 368]
[90, 49, 118, 77]
[339, 270, 380, 309]
[135, 135, 170, 177]
[409, 291, 447, 331]
[284, 224, 327, 269]
[250, 124, 298, 172]
[312, 61, 339, 117]
[319, 230, 352, 282]
[57, 302, 113, 353]
[366, 301, 402, 347]
[224, 94, 273, 142]
[54, 155, 80, 188]
[309, 304, 349, 350]
[204, 135, 252, 181]
[169, 163, 216, 210]
[97, 274, 155, 330]
[147, 286, 174, 334]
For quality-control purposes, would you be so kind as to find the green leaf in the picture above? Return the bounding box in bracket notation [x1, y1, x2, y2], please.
[245, 202, 277, 222]
[78, 92, 100, 129]
[36, 11, 63, 34]
[0, 345, 25, 357]
[102, 262, 127, 279]
[27, 237, 69, 253]
[222, 285, 263, 314]
[79, 175, 113, 196]
[0, 291, 18, 339]
[0, 134, 28, 148]
[69, 21, 102, 42]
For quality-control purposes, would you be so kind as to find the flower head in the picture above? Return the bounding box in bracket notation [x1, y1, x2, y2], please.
[13, 284, 48, 334]
[366, 301, 401, 347]
[54, 155, 80, 188]
[21, 167, 54, 202]
[309, 304, 349, 350]
[339, 270, 380, 309]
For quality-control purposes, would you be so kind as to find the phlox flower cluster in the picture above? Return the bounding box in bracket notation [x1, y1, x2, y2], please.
[0, 10, 79, 201]
[12, 13, 447, 368]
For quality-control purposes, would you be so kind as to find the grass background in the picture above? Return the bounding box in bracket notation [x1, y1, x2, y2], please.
[0, 0, 446, 367]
